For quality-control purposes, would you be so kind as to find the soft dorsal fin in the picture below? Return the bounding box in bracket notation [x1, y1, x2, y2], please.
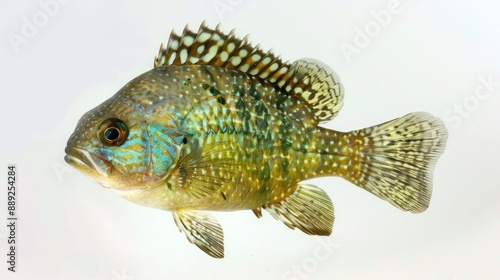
[154, 23, 344, 122]
[286, 58, 344, 121]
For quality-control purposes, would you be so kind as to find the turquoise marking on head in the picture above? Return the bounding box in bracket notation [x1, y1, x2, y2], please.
[105, 123, 150, 175]
[75, 120, 184, 188]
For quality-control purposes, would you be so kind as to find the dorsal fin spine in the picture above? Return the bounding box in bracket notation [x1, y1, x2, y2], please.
[155, 23, 344, 123]
[257, 55, 281, 80]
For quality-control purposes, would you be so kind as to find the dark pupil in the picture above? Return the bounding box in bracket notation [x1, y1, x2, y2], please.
[104, 127, 120, 141]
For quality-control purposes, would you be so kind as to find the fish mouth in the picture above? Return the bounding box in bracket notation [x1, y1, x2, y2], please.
[64, 146, 112, 178]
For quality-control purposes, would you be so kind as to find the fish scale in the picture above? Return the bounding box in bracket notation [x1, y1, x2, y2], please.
[117, 63, 373, 209]
[65, 23, 448, 258]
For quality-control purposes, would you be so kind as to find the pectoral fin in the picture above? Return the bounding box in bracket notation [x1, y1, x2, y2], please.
[264, 184, 334, 236]
[172, 210, 224, 258]
[175, 141, 240, 199]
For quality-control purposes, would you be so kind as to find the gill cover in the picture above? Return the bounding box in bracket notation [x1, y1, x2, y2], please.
[147, 123, 186, 177]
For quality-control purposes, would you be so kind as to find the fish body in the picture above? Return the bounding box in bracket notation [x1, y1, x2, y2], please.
[112, 65, 349, 211]
[65, 24, 448, 258]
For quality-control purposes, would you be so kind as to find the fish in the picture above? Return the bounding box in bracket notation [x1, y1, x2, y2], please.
[64, 23, 448, 258]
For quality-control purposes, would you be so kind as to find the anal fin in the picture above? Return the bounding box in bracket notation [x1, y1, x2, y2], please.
[173, 210, 224, 258]
[264, 184, 334, 236]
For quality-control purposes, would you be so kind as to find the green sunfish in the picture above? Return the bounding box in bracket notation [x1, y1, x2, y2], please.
[65, 23, 448, 258]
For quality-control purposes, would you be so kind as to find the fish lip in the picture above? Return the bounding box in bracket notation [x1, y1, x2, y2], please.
[64, 146, 112, 177]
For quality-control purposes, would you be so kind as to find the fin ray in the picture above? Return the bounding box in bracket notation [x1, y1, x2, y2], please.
[348, 112, 448, 213]
[176, 141, 240, 199]
[286, 58, 344, 121]
[173, 210, 224, 258]
[252, 207, 262, 218]
[264, 184, 334, 236]
[155, 23, 344, 123]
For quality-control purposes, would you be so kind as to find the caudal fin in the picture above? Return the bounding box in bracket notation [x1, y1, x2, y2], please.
[349, 112, 448, 213]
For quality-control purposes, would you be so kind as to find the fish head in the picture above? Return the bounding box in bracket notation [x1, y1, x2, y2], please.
[65, 75, 185, 191]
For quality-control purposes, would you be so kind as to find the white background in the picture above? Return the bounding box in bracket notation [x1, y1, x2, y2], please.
[1, 1, 499, 279]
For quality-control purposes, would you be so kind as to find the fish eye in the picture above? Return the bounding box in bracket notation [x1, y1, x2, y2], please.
[98, 118, 128, 146]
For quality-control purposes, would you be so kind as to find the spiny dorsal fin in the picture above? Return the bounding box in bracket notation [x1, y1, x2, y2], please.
[154, 23, 344, 122]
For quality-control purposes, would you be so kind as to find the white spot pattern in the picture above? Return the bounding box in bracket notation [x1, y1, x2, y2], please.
[154, 23, 345, 123]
